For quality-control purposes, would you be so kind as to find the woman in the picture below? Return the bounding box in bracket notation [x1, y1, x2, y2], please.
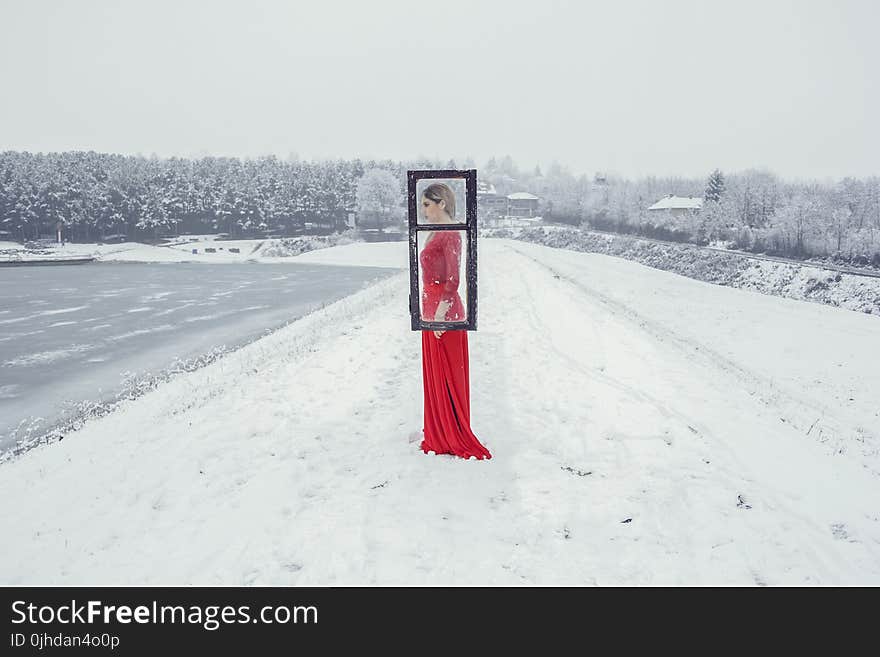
[418, 183, 492, 460]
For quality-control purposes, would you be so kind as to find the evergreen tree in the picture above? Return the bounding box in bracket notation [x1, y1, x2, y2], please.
[705, 169, 726, 202]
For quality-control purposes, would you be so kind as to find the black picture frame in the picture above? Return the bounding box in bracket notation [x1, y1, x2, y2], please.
[408, 169, 478, 332]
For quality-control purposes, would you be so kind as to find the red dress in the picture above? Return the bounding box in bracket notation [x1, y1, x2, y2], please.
[419, 231, 491, 460]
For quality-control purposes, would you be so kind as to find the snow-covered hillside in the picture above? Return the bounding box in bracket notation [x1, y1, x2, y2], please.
[488, 226, 880, 316]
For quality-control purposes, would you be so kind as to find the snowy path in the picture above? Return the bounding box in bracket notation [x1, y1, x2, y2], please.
[487, 240, 879, 584]
[1, 239, 878, 585]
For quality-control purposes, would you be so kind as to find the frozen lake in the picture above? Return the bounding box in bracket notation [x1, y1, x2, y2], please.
[0, 261, 398, 450]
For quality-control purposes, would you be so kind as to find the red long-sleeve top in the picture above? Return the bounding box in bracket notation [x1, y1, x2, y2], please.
[419, 231, 465, 322]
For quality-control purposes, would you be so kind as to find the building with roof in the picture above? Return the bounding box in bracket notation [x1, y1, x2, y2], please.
[648, 195, 703, 217]
[476, 180, 508, 221]
[507, 192, 540, 218]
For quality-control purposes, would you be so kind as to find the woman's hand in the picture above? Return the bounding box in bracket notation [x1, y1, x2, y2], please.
[433, 299, 451, 338]
[434, 299, 452, 320]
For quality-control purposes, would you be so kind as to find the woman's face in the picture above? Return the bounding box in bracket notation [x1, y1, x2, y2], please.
[421, 195, 447, 223]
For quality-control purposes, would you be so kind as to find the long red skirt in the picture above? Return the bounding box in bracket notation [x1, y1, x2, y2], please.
[421, 330, 491, 460]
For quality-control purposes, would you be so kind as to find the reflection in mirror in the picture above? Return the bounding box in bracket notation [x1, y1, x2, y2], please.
[417, 229, 468, 323]
[416, 178, 468, 225]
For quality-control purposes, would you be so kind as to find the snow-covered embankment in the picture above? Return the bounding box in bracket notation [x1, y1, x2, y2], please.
[1, 238, 878, 585]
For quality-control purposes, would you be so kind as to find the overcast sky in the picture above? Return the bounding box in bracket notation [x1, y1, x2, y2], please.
[0, 0, 877, 180]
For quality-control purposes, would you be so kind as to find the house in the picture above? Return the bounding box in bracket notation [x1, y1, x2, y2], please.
[507, 192, 540, 218]
[648, 195, 703, 217]
[477, 181, 507, 220]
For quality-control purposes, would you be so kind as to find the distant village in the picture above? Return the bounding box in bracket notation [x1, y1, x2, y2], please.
[474, 178, 702, 228]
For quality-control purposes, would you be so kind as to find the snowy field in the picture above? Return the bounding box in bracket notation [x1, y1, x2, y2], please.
[489, 226, 880, 316]
[1, 238, 878, 585]
[0, 234, 402, 268]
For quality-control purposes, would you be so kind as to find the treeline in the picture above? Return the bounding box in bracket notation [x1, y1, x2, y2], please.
[507, 164, 880, 266]
[0, 151, 388, 242]
[3, 150, 879, 265]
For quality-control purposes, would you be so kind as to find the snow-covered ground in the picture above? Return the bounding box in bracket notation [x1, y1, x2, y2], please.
[0, 234, 369, 265]
[1, 238, 878, 585]
[489, 226, 880, 316]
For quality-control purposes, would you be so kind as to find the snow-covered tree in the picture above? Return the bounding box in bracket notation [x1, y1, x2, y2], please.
[704, 169, 726, 202]
[355, 168, 402, 231]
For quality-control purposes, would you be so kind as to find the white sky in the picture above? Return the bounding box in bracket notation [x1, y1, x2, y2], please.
[0, 0, 877, 180]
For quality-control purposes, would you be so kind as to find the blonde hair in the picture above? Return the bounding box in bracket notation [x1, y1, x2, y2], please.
[423, 183, 456, 220]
